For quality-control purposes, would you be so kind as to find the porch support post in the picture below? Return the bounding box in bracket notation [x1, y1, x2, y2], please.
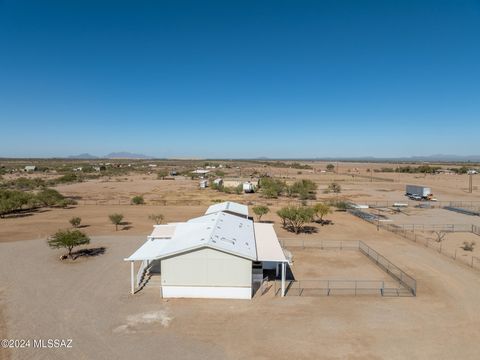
[281, 262, 286, 297]
[130, 261, 135, 295]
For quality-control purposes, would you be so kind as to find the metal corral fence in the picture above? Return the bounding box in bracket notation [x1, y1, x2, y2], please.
[278, 239, 416, 297]
[336, 172, 395, 183]
[76, 199, 210, 206]
[358, 241, 416, 295]
[349, 209, 480, 271]
[353, 200, 480, 209]
[444, 206, 480, 217]
[279, 238, 360, 249]
[274, 279, 410, 297]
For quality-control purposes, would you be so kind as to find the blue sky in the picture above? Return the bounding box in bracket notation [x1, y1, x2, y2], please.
[1, 0, 479, 158]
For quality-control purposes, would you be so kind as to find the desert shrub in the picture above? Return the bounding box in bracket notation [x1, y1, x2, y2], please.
[35, 188, 65, 207]
[326, 164, 335, 171]
[313, 203, 332, 222]
[328, 200, 350, 211]
[252, 205, 270, 221]
[1, 177, 46, 190]
[288, 179, 317, 200]
[461, 241, 476, 251]
[276, 205, 315, 234]
[109, 213, 124, 231]
[157, 170, 168, 179]
[0, 190, 37, 217]
[327, 182, 342, 193]
[259, 177, 286, 198]
[69, 217, 82, 228]
[148, 214, 164, 224]
[131, 195, 145, 205]
[54, 173, 80, 184]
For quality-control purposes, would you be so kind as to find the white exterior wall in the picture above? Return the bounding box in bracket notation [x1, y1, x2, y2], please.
[161, 248, 252, 299]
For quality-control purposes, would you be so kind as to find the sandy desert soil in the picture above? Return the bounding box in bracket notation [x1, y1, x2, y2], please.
[2, 217, 480, 359]
[2, 162, 480, 359]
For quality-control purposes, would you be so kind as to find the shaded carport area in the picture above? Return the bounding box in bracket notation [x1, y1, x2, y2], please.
[254, 222, 290, 297]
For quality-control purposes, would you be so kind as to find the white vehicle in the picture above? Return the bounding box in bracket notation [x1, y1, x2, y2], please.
[467, 170, 478, 175]
[406, 185, 432, 199]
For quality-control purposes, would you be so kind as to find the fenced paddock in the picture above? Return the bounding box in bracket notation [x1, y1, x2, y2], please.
[349, 209, 480, 271]
[277, 239, 416, 297]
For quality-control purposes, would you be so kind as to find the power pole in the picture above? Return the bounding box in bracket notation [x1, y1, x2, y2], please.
[469, 174, 473, 193]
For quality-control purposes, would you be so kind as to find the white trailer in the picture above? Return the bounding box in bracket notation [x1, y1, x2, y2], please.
[405, 185, 432, 199]
[243, 182, 255, 193]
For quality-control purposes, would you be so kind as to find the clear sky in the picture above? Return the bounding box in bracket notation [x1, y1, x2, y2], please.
[1, 0, 479, 158]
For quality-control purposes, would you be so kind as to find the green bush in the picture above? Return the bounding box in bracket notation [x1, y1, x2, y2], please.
[109, 213, 124, 231]
[252, 205, 270, 221]
[288, 179, 317, 200]
[131, 195, 145, 205]
[36, 188, 65, 207]
[276, 205, 315, 234]
[259, 177, 286, 198]
[69, 217, 82, 228]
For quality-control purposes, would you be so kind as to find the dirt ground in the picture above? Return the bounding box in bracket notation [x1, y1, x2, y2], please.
[2, 161, 480, 359]
[2, 222, 480, 359]
[290, 249, 392, 281]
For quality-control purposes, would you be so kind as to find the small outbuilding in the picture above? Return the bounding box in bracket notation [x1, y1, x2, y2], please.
[24, 165, 36, 172]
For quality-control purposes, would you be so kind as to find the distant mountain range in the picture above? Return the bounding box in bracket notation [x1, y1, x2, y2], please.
[68, 152, 151, 159]
[64, 153, 480, 162]
[311, 154, 480, 163]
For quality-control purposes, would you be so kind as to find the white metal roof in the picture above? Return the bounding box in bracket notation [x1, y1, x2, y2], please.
[148, 225, 177, 239]
[205, 201, 249, 217]
[254, 223, 288, 262]
[125, 211, 256, 261]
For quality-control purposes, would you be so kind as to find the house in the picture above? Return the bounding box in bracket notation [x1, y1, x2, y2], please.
[125, 201, 289, 299]
[199, 179, 208, 188]
[213, 178, 223, 187]
[24, 165, 36, 172]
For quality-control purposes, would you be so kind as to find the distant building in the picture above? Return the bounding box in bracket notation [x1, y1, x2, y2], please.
[199, 179, 209, 189]
[192, 169, 210, 175]
[24, 166, 36, 172]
